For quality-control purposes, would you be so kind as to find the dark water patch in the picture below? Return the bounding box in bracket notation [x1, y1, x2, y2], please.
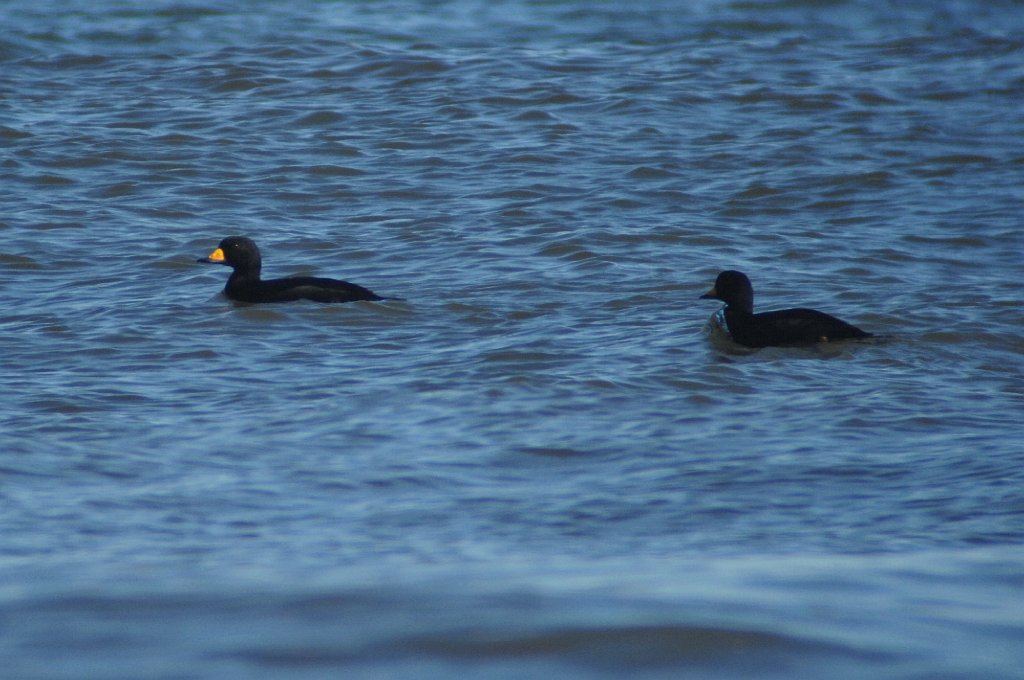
[22, 53, 109, 69]
[26, 398, 100, 415]
[627, 165, 677, 180]
[818, 170, 895, 191]
[901, 234, 989, 248]
[29, 173, 75, 186]
[852, 90, 898, 106]
[215, 77, 285, 93]
[0, 253, 41, 270]
[153, 132, 203, 145]
[305, 164, 366, 177]
[514, 109, 558, 122]
[731, 183, 787, 201]
[295, 110, 345, 126]
[918, 153, 997, 170]
[913, 152, 999, 176]
[314, 142, 363, 158]
[805, 199, 856, 212]
[518, 447, 584, 459]
[0, 125, 33, 140]
[503, 153, 561, 165]
[399, 624, 841, 668]
[96, 181, 138, 198]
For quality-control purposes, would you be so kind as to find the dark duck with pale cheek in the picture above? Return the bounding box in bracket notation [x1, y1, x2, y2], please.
[700, 270, 871, 347]
[198, 236, 392, 303]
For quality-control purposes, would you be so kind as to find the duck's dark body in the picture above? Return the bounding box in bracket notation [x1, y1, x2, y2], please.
[222, 273, 383, 304]
[198, 236, 387, 303]
[701, 270, 870, 348]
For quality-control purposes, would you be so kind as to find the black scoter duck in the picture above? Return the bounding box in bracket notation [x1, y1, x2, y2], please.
[198, 236, 389, 303]
[700, 270, 871, 347]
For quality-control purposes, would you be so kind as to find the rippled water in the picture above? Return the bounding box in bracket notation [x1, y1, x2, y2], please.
[2, 1, 1023, 678]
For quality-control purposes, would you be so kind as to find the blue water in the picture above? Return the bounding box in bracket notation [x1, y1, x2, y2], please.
[2, 1, 1023, 678]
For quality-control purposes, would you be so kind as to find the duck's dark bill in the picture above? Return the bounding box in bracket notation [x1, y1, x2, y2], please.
[700, 287, 718, 300]
[198, 247, 225, 264]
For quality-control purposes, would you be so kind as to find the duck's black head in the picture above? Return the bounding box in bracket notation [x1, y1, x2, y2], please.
[198, 236, 262, 277]
[700, 270, 754, 313]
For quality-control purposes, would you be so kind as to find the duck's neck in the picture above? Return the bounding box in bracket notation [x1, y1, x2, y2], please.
[727, 296, 754, 314]
[227, 267, 261, 287]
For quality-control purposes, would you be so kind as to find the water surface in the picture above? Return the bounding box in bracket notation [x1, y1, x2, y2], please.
[2, 1, 1023, 678]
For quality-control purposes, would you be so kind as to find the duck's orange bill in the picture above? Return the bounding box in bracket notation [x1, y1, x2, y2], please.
[206, 248, 225, 262]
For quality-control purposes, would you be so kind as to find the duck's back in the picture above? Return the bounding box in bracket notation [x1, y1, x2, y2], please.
[725, 307, 871, 347]
[227, 276, 383, 303]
